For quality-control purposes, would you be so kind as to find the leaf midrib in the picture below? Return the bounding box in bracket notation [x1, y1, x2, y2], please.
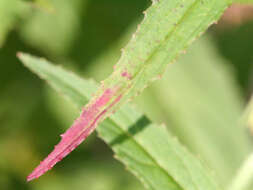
[128, 0, 200, 81]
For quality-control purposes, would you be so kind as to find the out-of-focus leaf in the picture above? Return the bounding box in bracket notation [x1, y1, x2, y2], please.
[228, 95, 253, 190]
[20, 0, 86, 56]
[0, 81, 40, 134]
[65, 161, 144, 190]
[33, 0, 54, 12]
[45, 87, 79, 126]
[245, 95, 253, 132]
[19, 53, 223, 190]
[84, 23, 138, 81]
[29, 161, 144, 190]
[228, 153, 253, 190]
[0, 0, 29, 47]
[234, 0, 253, 3]
[68, 0, 149, 68]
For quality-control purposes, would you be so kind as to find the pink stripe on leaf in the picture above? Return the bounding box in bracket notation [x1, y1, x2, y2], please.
[27, 88, 121, 181]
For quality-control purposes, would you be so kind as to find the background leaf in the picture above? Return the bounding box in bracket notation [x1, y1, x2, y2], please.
[229, 153, 253, 190]
[20, 0, 87, 57]
[0, 0, 29, 46]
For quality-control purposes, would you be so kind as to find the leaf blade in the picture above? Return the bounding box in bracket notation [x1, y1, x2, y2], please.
[19, 0, 231, 185]
[19, 53, 223, 190]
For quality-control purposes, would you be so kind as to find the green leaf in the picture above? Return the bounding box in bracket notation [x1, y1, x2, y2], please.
[23, 2, 231, 178]
[0, 0, 29, 46]
[86, 27, 252, 185]
[18, 0, 232, 182]
[0, 0, 51, 47]
[20, 0, 87, 56]
[234, 0, 253, 3]
[91, 0, 230, 113]
[19, 53, 223, 190]
[228, 153, 253, 190]
[243, 95, 253, 132]
[229, 96, 253, 190]
[33, 0, 54, 12]
[136, 36, 252, 185]
[18, 0, 233, 186]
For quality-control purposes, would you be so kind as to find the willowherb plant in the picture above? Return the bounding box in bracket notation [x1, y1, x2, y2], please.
[17, 0, 253, 190]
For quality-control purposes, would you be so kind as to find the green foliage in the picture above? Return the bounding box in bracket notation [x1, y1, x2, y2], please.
[87, 34, 252, 186]
[1, 0, 253, 189]
[229, 153, 253, 190]
[0, 0, 28, 46]
[137, 37, 251, 185]
[21, 3, 231, 181]
[235, 0, 253, 3]
[90, 0, 229, 114]
[20, 0, 86, 56]
[19, 52, 223, 190]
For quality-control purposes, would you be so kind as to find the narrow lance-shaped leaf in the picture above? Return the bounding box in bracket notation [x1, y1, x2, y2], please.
[19, 53, 223, 190]
[228, 96, 253, 190]
[243, 95, 253, 133]
[20, 0, 230, 181]
[229, 153, 253, 190]
[87, 34, 252, 186]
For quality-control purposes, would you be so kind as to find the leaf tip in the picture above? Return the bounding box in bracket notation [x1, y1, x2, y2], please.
[16, 51, 23, 58]
[16, 52, 28, 63]
[27, 171, 40, 182]
[26, 175, 34, 182]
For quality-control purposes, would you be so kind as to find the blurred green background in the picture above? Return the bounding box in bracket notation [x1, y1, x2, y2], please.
[0, 1, 253, 189]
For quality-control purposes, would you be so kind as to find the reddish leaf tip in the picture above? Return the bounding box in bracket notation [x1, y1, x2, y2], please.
[16, 52, 23, 59]
[26, 88, 121, 181]
[27, 174, 35, 182]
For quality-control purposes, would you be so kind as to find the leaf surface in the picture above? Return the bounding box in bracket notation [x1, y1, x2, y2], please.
[136, 37, 252, 185]
[19, 53, 223, 190]
[19, 0, 230, 182]
[234, 0, 253, 3]
[87, 34, 252, 186]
